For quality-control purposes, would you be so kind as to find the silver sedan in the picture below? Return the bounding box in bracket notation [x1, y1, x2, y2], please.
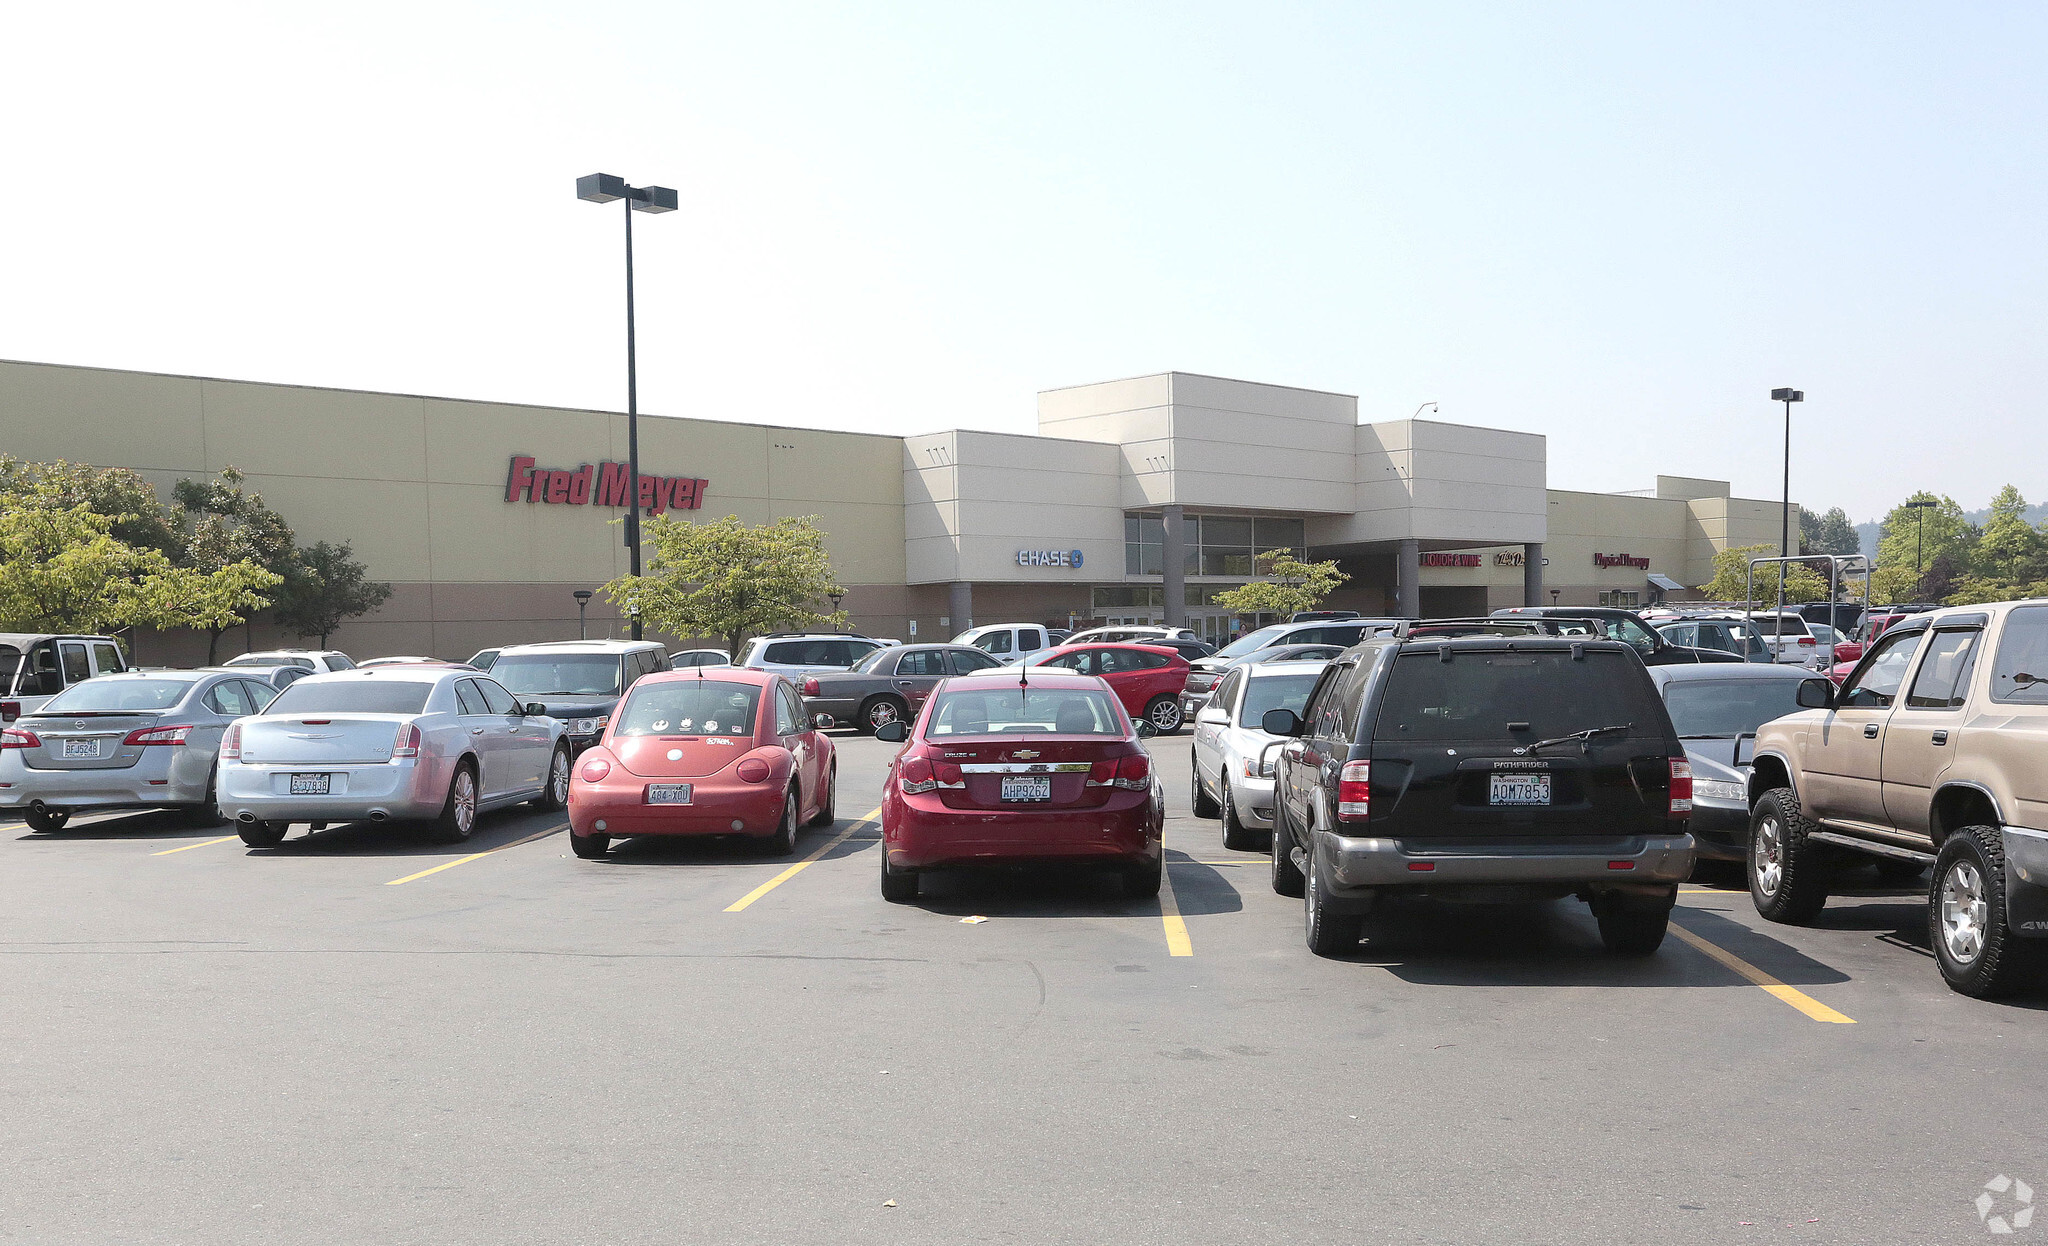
[217, 668, 570, 848]
[1189, 661, 1327, 850]
[1, 669, 279, 833]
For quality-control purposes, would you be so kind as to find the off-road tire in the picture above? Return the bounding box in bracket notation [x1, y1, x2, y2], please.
[1190, 759, 1220, 818]
[1749, 787, 1828, 924]
[1931, 824, 2044, 998]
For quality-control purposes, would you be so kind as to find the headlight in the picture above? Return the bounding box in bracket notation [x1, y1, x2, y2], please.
[1243, 753, 1275, 779]
[1693, 778, 1746, 803]
[570, 716, 609, 735]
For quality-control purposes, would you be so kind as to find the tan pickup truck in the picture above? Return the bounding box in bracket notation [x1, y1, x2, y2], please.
[1746, 600, 2048, 998]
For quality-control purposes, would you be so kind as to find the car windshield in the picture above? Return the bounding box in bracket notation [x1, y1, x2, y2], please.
[489, 654, 624, 696]
[924, 688, 1124, 736]
[614, 681, 762, 736]
[1238, 673, 1321, 727]
[265, 681, 433, 716]
[34, 677, 198, 714]
[1212, 624, 1290, 660]
[1663, 679, 1807, 738]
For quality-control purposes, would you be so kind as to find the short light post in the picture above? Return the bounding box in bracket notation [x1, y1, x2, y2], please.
[573, 589, 593, 640]
[1550, 588, 1561, 607]
[828, 591, 845, 617]
[577, 173, 677, 640]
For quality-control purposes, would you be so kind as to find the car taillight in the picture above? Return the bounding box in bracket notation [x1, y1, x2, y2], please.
[901, 757, 938, 794]
[1337, 759, 1371, 823]
[1669, 758, 1693, 817]
[736, 757, 771, 783]
[0, 700, 18, 722]
[800, 677, 821, 696]
[1798, 636, 1816, 646]
[392, 723, 422, 758]
[1112, 752, 1151, 791]
[579, 758, 611, 782]
[0, 727, 41, 750]
[122, 724, 193, 746]
[218, 723, 240, 760]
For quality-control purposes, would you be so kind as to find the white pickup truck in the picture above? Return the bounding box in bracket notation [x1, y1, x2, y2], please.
[0, 634, 131, 721]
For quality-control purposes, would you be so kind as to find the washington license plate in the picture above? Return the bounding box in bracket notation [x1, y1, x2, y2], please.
[646, 784, 693, 805]
[290, 773, 332, 795]
[1489, 774, 1551, 806]
[61, 739, 101, 759]
[1000, 776, 1052, 802]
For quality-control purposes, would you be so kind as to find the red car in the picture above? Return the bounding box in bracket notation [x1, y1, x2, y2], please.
[874, 670, 1166, 901]
[969, 643, 1192, 735]
[566, 668, 836, 859]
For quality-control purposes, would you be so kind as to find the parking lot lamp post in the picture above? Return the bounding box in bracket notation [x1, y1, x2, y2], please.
[577, 173, 678, 640]
[828, 591, 845, 625]
[1550, 588, 1560, 607]
[1770, 388, 1804, 615]
[1904, 499, 1939, 579]
[573, 589, 593, 641]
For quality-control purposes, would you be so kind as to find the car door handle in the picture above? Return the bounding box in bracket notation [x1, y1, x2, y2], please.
[1932, 729, 1948, 746]
[472, 727, 485, 735]
[1863, 723, 1879, 739]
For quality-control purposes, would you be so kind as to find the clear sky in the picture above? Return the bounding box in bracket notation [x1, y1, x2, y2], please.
[5, 2, 2042, 521]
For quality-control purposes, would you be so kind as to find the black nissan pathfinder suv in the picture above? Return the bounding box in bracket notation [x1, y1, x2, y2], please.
[1263, 636, 1696, 957]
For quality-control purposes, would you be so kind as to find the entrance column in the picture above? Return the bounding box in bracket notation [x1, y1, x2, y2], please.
[1397, 538, 1420, 619]
[1161, 505, 1187, 629]
[1523, 543, 1544, 607]
[948, 581, 973, 635]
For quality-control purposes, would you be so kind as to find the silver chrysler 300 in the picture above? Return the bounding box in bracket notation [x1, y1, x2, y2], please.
[217, 668, 571, 848]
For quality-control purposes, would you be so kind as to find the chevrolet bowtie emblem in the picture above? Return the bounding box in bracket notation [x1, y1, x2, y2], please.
[1013, 749, 1039, 760]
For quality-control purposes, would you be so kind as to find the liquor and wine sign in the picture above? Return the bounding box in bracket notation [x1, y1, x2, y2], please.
[504, 456, 709, 515]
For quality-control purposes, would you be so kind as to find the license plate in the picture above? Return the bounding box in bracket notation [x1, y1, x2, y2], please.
[61, 739, 101, 759]
[1490, 774, 1551, 806]
[1000, 776, 1052, 802]
[646, 783, 693, 805]
[290, 773, 332, 795]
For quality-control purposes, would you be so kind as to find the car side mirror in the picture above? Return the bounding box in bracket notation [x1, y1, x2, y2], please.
[874, 721, 908, 743]
[1262, 708, 1302, 736]
[813, 713, 836, 730]
[523, 702, 547, 716]
[1795, 679, 1833, 710]
[1135, 721, 1158, 739]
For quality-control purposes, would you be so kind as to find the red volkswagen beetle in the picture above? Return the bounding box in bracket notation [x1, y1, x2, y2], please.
[959, 643, 1192, 735]
[567, 668, 836, 859]
[874, 669, 1165, 901]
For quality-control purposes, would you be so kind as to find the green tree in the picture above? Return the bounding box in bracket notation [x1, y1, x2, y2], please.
[272, 541, 394, 647]
[1973, 485, 2046, 583]
[1798, 508, 1822, 555]
[1697, 543, 1831, 604]
[172, 467, 300, 662]
[1875, 493, 1976, 595]
[1814, 507, 1862, 557]
[0, 455, 180, 555]
[1212, 549, 1349, 619]
[603, 513, 848, 655]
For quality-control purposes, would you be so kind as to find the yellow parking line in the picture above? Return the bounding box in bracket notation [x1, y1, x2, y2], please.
[1158, 860, 1193, 956]
[1667, 921, 1855, 1024]
[724, 807, 882, 913]
[151, 834, 241, 856]
[384, 824, 566, 885]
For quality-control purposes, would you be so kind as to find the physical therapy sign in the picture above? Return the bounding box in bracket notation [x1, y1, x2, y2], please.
[505, 456, 709, 515]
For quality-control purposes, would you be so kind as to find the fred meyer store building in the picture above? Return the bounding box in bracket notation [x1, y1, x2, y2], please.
[0, 361, 1793, 662]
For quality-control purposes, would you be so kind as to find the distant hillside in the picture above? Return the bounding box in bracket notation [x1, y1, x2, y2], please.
[1854, 502, 2048, 560]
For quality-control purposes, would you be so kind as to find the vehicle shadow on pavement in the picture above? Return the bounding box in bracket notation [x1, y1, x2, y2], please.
[12, 810, 232, 842]
[253, 811, 558, 857]
[907, 857, 1243, 918]
[596, 824, 874, 867]
[1347, 898, 1850, 989]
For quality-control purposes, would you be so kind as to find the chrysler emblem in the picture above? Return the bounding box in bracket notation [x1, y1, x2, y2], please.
[1013, 749, 1040, 760]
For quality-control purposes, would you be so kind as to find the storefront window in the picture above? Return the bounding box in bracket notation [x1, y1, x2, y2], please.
[1599, 590, 1641, 609]
[1123, 511, 1303, 580]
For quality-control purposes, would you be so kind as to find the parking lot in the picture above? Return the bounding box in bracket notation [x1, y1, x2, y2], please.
[5, 730, 2044, 1245]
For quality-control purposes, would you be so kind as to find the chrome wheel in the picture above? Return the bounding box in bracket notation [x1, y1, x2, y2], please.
[452, 770, 476, 836]
[866, 699, 901, 730]
[1148, 698, 1183, 732]
[549, 750, 570, 804]
[1752, 815, 1782, 898]
[1940, 860, 1989, 966]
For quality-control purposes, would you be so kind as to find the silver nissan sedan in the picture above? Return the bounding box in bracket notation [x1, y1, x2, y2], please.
[217, 667, 570, 848]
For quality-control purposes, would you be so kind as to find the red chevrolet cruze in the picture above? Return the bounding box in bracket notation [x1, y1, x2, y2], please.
[874, 669, 1165, 901]
[567, 668, 836, 859]
[959, 643, 1192, 735]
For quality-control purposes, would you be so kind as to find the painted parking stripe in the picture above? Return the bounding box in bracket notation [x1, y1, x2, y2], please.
[1158, 860, 1193, 957]
[724, 807, 882, 913]
[1667, 920, 1855, 1024]
[151, 834, 241, 856]
[384, 823, 567, 885]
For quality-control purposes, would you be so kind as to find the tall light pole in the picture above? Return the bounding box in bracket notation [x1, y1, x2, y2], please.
[577, 173, 677, 640]
[1771, 388, 1803, 615]
[1904, 499, 1939, 583]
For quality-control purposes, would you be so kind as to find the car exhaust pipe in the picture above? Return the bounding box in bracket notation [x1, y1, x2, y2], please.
[238, 812, 259, 825]
[368, 810, 388, 822]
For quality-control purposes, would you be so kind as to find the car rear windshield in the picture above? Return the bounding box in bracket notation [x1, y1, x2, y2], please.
[34, 678, 198, 714]
[264, 681, 433, 716]
[1373, 649, 1666, 742]
[1663, 679, 1806, 738]
[1211, 624, 1291, 661]
[489, 654, 624, 697]
[924, 688, 1123, 736]
[615, 681, 762, 736]
[1239, 672, 1321, 725]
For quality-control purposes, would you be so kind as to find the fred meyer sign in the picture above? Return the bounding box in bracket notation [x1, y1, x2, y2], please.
[505, 456, 708, 514]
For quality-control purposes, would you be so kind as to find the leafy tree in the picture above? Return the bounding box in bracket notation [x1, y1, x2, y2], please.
[1798, 508, 1822, 555]
[272, 541, 394, 647]
[1973, 485, 2046, 583]
[171, 467, 300, 662]
[1875, 492, 1976, 592]
[1814, 507, 1862, 557]
[0, 455, 179, 555]
[604, 514, 848, 655]
[1212, 548, 1349, 619]
[1918, 552, 1962, 604]
[1697, 543, 1830, 604]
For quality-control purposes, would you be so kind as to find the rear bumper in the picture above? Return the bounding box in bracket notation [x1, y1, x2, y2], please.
[218, 757, 445, 824]
[0, 751, 208, 811]
[884, 788, 1163, 870]
[569, 774, 787, 838]
[1315, 829, 1696, 895]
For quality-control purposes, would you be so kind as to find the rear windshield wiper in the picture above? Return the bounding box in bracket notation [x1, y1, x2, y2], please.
[1520, 724, 1631, 754]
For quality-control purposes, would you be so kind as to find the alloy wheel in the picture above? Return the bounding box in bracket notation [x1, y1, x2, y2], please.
[1149, 699, 1182, 732]
[1940, 860, 1988, 965]
[868, 700, 900, 730]
[1752, 815, 1782, 898]
[453, 770, 476, 835]
[549, 751, 570, 804]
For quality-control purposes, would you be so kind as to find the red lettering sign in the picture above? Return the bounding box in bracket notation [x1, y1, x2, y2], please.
[507, 456, 708, 512]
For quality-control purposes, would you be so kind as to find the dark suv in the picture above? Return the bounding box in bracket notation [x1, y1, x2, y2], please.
[1263, 636, 1697, 957]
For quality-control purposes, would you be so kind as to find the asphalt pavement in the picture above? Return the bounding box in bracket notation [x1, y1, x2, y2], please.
[2, 732, 2043, 1245]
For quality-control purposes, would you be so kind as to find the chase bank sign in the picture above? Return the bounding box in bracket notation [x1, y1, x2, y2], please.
[1017, 548, 1085, 569]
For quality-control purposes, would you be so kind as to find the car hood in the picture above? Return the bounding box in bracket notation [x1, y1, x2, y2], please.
[522, 695, 620, 719]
